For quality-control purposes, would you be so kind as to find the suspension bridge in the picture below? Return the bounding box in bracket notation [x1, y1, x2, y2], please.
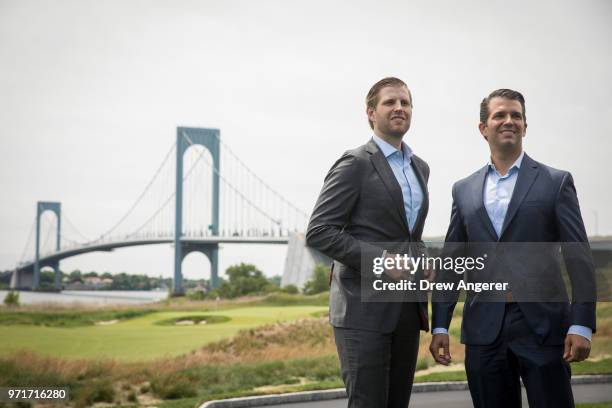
[11, 127, 310, 294]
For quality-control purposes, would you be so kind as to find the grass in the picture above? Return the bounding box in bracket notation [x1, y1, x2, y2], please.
[411, 358, 612, 383]
[416, 370, 467, 382]
[149, 355, 340, 398]
[0, 341, 341, 407]
[0, 314, 338, 404]
[250, 292, 329, 307]
[0, 309, 153, 327]
[0, 296, 610, 407]
[573, 358, 612, 375]
[597, 302, 612, 319]
[1, 312, 609, 407]
[0, 305, 327, 361]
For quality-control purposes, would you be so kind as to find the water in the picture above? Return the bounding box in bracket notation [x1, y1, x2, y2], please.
[0, 290, 168, 305]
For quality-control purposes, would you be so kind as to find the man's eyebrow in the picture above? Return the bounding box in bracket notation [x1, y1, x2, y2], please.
[493, 108, 521, 113]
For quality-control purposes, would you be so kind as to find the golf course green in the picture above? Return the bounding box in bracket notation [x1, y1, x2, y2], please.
[0, 305, 327, 361]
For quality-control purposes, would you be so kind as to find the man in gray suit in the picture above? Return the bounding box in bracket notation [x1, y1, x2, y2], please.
[306, 77, 430, 407]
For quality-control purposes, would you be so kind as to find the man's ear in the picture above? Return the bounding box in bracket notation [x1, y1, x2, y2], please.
[367, 107, 375, 124]
[478, 122, 487, 140]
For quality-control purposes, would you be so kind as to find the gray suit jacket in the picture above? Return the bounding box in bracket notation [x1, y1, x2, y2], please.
[306, 139, 430, 333]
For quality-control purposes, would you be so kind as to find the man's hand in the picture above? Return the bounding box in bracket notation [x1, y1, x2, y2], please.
[384, 252, 414, 281]
[429, 333, 451, 365]
[423, 264, 436, 282]
[563, 334, 591, 362]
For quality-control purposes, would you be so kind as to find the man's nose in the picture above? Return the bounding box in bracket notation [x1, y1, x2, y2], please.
[502, 114, 514, 125]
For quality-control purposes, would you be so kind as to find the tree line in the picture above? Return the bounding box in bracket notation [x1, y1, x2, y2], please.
[0, 263, 331, 298]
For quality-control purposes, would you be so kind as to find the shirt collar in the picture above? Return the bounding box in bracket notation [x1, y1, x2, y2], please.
[487, 150, 525, 176]
[372, 135, 414, 160]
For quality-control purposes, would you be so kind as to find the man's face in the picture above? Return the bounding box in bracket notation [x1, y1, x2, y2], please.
[367, 86, 412, 139]
[479, 97, 527, 152]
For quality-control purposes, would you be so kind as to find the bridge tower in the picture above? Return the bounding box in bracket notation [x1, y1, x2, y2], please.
[34, 201, 62, 290]
[174, 127, 220, 295]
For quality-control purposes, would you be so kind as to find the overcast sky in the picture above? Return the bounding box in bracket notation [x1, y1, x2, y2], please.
[1, 0, 611, 280]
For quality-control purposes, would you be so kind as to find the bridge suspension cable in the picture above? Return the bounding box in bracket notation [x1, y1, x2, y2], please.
[59, 233, 83, 247]
[179, 131, 309, 237]
[94, 141, 177, 242]
[125, 141, 214, 239]
[17, 218, 36, 265]
[61, 211, 91, 243]
[183, 132, 283, 228]
[215, 134, 308, 218]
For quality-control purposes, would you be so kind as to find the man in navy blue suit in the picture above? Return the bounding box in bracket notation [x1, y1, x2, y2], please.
[429, 89, 596, 407]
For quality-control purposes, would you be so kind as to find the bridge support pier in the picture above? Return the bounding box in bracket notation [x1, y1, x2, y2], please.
[39, 260, 62, 291]
[177, 243, 219, 293]
[173, 127, 220, 295]
[11, 265, 33, 289]
[34, 201, 61, 291]
[51, 261, 62, 290]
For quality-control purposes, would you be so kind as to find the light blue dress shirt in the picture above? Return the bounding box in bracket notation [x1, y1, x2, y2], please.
[484, 151, 524, 238]
[433, 151, 591, 341]
[372, 135, 423, 232]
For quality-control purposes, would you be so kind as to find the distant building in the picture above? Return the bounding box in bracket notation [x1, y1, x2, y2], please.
[282, 233, 331, 289]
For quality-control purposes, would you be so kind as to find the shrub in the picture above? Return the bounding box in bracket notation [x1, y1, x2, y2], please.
[281, 284, 299, 294]
[3, 291, 19, 307]
[151, 375, 197, 399]
[74, 380, 115, 407]
[217, 263, 270, 298]
[303, 264, 330, 295]
[187, 290, 206, 301]
[127, 391, 137, 402]
[263, 283, 281, 293]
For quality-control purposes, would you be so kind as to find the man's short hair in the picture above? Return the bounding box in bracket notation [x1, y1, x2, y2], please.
[366, 77, 411, 129]
[480, 89, 527, 124]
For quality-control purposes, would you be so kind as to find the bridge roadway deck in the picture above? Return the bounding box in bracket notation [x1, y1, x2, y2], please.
[16, 238, 612, 273]
[16, 236, 290, 271]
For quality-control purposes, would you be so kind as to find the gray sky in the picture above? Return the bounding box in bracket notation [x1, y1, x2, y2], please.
[1, 0, 611, 280]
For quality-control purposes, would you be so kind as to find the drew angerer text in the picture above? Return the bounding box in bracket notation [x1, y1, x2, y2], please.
[373, 279, 508, 292]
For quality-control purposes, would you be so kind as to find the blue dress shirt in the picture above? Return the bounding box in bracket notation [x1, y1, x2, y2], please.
[484, 151, 523, 238]
[433, 151, 591, 341]
[372, 135, 423, 232]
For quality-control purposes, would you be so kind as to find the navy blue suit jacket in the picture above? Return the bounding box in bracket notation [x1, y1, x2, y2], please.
[432, 153, 596, 346]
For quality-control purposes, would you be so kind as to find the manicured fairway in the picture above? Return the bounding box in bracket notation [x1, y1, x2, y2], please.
[0, 306, 327, 361]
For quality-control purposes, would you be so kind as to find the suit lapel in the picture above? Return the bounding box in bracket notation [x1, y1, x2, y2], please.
[410, 158, 428, 237]
[366, 140, 410, 233]
[499, 154, 539, 239]
[472, 165, 499, 241]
